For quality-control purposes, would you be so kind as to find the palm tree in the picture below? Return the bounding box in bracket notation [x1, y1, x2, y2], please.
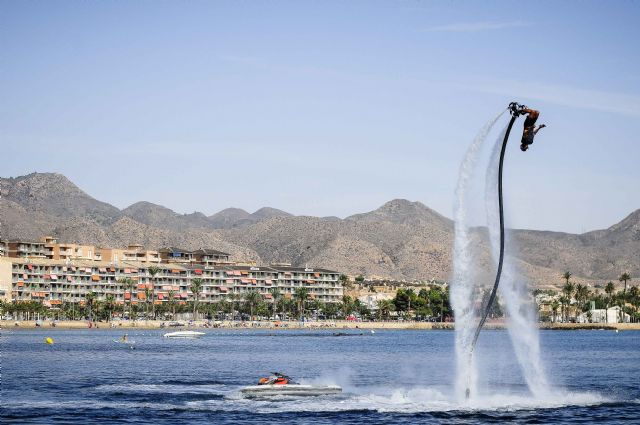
[574, 284, 590, 319]
[147, 266, 161, 319]
[294, 287, 310, 319]
[605, 281, 615, 323]
[144, 287, 153, 319]
[85, 291, 97, 323]
[244, 290, 263, 321]
[339, 274, 353, 291]
[619, 273, 631, 323]
[629, 285, 639, 322]
[104, 294, 116, 322]
[118, 277, 135, 321]
[167, 289, 176, 318]
[377, 299, 394, 320]
[562, 280, 575, 322]
[551, 300, 560, 323]
[229, 293, 241, 320]
[190, 278, 203, 320]
[269, 288, 283, 319]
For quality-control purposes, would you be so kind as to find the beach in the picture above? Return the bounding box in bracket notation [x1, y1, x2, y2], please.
[5, 319, 640, 331]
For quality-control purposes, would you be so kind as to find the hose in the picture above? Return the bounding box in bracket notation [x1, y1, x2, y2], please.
[470, 112, 518, 350]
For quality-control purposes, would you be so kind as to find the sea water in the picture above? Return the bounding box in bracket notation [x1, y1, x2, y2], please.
[2, 328, 638, 424]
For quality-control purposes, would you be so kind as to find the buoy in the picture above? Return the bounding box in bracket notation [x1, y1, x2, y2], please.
[45, 337, 54, 345]
[371, 330, 375, 334]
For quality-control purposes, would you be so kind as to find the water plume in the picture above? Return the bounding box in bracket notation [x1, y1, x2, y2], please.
[485, 128, 550, 397]
[451, 110, 505, 400]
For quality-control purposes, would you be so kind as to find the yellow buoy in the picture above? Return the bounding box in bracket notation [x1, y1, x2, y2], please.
[45, 337, 54, 345]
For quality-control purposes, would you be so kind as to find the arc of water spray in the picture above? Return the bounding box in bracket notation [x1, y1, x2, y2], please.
[452, 108, 507, 400]
[485, 121, 549, 398]
[463, 102, 528, 400]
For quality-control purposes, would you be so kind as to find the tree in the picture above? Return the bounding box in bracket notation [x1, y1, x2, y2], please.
[190, 278, 203, 320]
[574, 284, 590, 318]
[144, 287, 153, 319]
[341, 295, 353, 317]
[294, 287, 310, 318]
[244, 290, 263, 320]
[147, 266, 161, 319]
[339, 274, 353, 291]
[269, 288, 283, 319]
[167, 289, 176, 318]
[104, 294, 116, 322]
[629, 285, 639, 322]
[85, 292, 97, 322]
[551, 300, 560, 323]
[619, 273, 631, 323]
[377, 299, 395, 320]
[605, 281, 615, 323]
[118, 278, 135, 321]
[354, 275, 365, 284]
[562, 280, 575, 322]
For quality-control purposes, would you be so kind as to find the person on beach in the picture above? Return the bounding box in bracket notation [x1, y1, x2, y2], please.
[520, 108, 546, 151]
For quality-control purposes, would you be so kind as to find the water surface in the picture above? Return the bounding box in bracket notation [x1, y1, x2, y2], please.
[2, 328, 639, 424]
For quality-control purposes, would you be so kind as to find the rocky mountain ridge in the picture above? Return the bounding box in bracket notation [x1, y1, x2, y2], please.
[1, 172, 637, 288]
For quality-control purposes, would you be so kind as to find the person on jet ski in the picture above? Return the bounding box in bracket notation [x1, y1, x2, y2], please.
[519, 108, 546, 151]
[257, 372, 291, 385]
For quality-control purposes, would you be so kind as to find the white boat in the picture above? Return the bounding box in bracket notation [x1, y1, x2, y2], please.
[240, 384, 342, 398]
[163, 331, 206, 338]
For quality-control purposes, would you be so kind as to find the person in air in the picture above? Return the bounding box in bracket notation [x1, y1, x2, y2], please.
[520, 108, 546, 151]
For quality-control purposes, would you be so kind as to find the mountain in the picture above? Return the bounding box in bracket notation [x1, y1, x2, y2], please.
[122, 201, 214, 231]
[0, 173, 120, 224]
[346, 199, 452, 229]
[208, 207, 292, 229]
[1, 172, 638, 288]
[208, 208, 252, 229]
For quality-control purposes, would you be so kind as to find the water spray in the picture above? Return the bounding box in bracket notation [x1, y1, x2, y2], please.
[464, 101, 533, 399]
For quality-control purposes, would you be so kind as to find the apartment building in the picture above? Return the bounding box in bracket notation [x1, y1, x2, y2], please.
[42, 236, 99, 261]
[158, 247, 196, 264]
[6, 240, 48, 259]
[99, 245, 160, 263]
[0, 258, 342, 306]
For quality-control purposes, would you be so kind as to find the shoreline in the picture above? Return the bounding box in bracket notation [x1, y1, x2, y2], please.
[3, 320, 640, 331]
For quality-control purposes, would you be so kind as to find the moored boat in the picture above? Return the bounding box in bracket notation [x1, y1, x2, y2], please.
[163, 331, 206, 338]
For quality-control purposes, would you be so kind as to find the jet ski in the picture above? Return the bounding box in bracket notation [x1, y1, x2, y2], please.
[240, 372, 342, 398]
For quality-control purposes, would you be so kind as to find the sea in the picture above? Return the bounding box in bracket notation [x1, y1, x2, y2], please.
[2, 327, 639, 424]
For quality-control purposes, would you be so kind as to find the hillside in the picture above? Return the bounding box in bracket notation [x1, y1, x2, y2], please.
[0, 172, 637, 287]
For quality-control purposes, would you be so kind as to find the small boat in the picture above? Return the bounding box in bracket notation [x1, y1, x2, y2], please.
[240, 372, 341, 398]
[163, 331, 206, 338]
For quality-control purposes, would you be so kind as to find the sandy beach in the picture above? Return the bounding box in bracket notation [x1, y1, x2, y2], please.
[4, 320, 640, 331]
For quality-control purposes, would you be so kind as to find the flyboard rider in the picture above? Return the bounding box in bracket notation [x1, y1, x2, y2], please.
[519, 108, 546, 151]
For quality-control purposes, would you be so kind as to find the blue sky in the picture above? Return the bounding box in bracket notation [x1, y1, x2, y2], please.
[1, 1, 638, 233]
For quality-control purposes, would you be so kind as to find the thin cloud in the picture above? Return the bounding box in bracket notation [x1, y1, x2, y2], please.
[459, 79, 640, 117]
[424, 21, 531, 32]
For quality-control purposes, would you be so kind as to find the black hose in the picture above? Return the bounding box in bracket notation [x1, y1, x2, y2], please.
[470, 111, 519, 352]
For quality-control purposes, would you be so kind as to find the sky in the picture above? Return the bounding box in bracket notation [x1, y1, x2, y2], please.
[1, 1, 639, 233]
